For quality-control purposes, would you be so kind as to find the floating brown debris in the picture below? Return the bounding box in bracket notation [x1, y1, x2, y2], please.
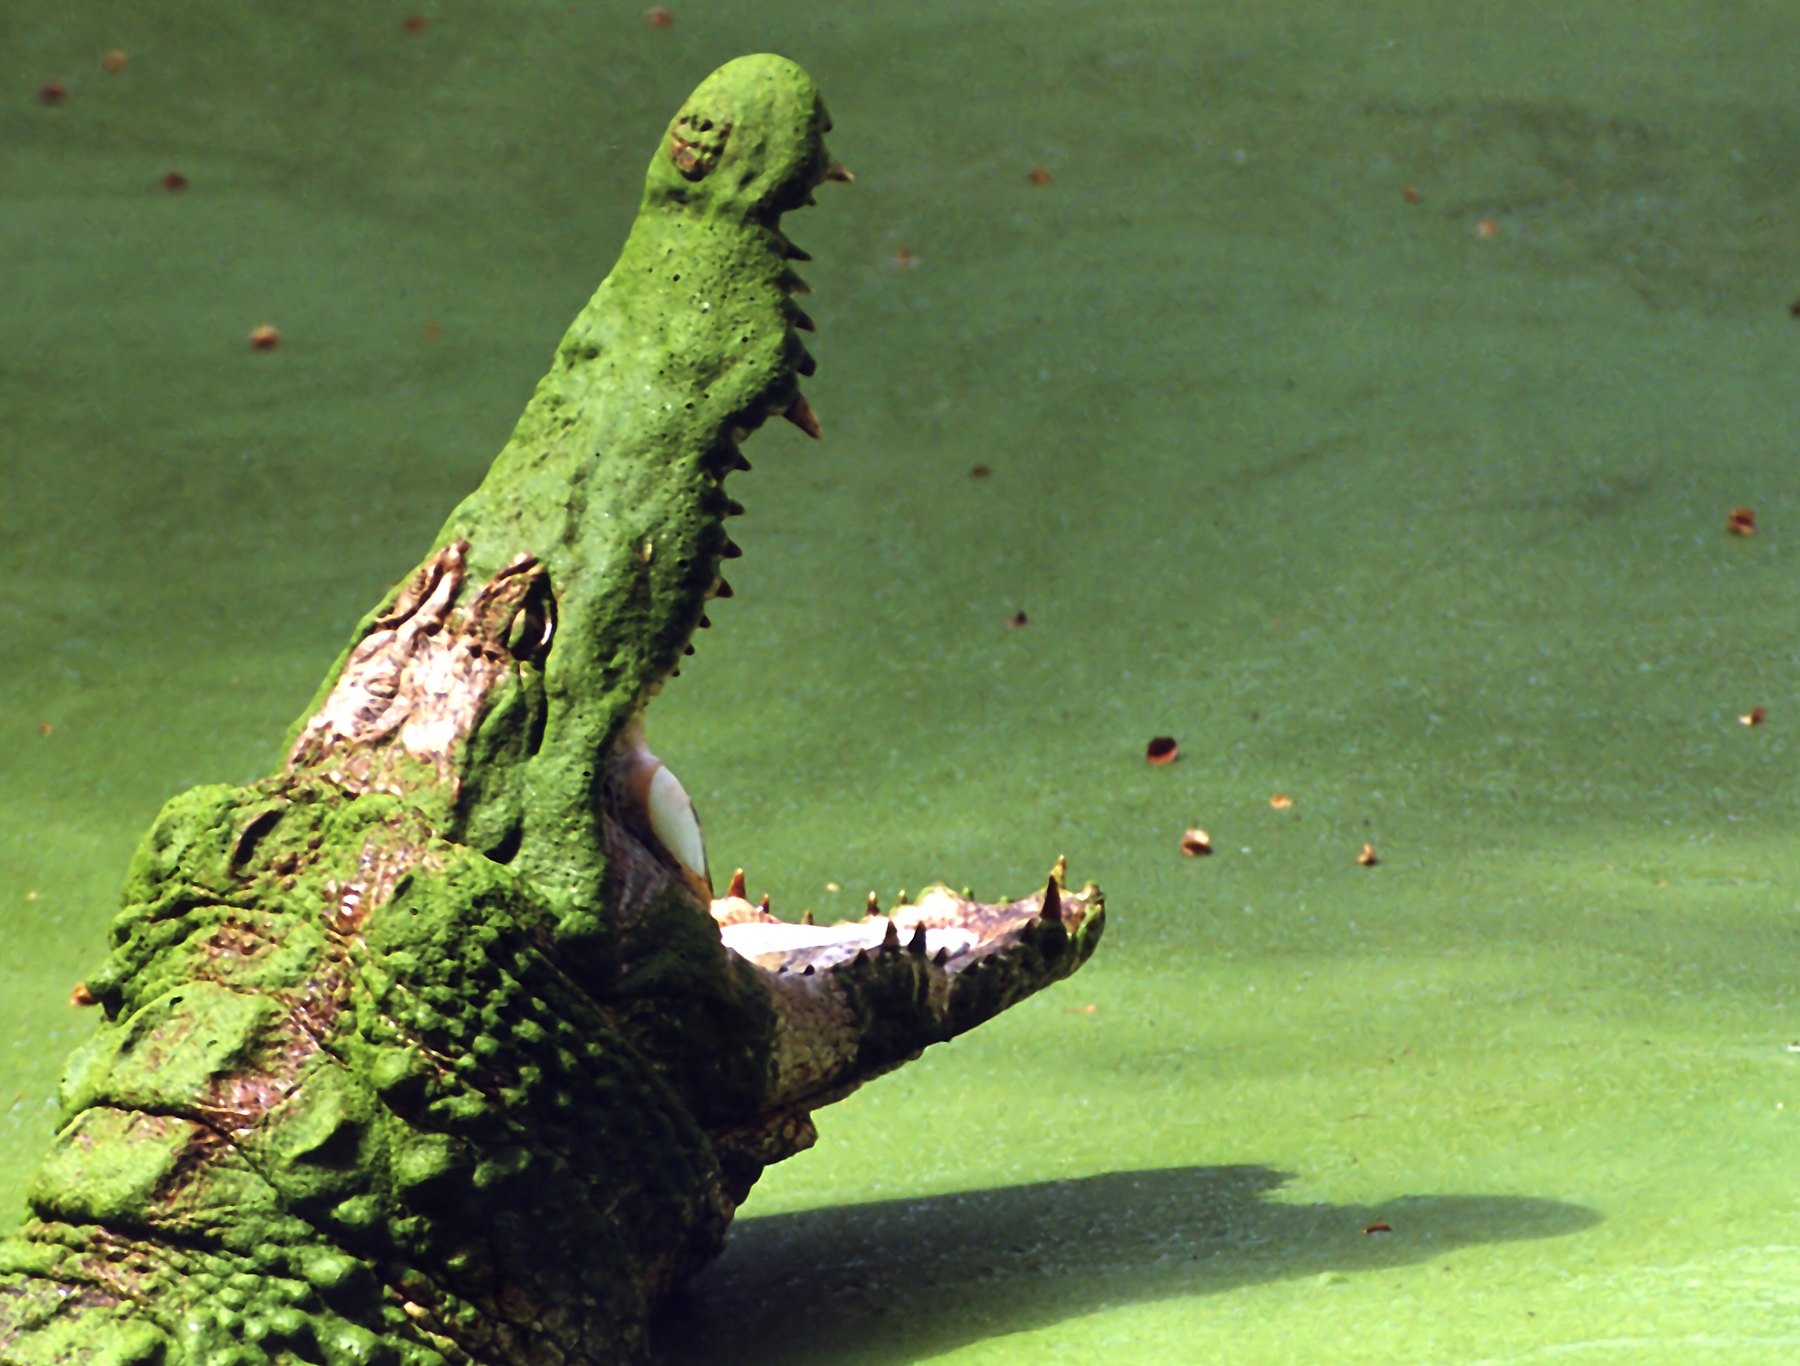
[402, 14, 427, 33]
[248, 324, 281, 351]
[1027, 166, 1053, 187]
[100, 50, 128, 73]
[1475, 217, 1499, 239]
[644, 6, 675, 27]
[39, 82, 67, 105]
[1269, 794, 1294, 810]
[37, 722, 52, 736]
[1727, 507, 1757, 536]
[1363, 1220, 1392, 1235]
[1741, 706, 1767, 727]
[825, 162, 854, 183]
[1146, 736, 1178, 765]
[893, 247, 919, 269]
[969, 463, 992, 479]
[1402, 185, 1422, 204]
[1180, 828, 1213, 857]
[162, 170, 189, 192]
[69, 983, 97, 1007]
[1009, 610, 1029, 628]
[1357, 842, 1380, 866]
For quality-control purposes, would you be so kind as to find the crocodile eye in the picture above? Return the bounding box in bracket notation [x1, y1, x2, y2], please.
[647, 764, 708, 881]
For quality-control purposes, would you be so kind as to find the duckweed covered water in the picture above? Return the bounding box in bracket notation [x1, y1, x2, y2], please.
[5, 3, 1799, 1361]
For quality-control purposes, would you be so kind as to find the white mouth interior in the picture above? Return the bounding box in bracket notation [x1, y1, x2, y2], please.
[647, 762, 708, 880]
[717, 918, 980, 967]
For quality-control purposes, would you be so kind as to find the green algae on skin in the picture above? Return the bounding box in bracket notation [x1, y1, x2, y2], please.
[0, 54, 1103, 1366]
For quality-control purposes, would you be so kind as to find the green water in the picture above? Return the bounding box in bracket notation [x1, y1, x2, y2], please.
[4, 1, 1799, 1360]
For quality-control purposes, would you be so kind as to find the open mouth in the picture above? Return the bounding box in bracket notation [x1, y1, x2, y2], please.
[601, 652, 1102, 994]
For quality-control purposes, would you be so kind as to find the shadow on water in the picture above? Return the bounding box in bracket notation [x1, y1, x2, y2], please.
[653, 1165, 1599, 1365]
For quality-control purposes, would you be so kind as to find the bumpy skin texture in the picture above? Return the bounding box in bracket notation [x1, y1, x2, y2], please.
[0, 56, 1103, 1366]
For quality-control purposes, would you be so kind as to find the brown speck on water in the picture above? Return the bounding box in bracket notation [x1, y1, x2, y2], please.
[1270, 794, 1294, 810]
[1475, 217, 1500, 238]
[1727, 506, 1757, 536]
[1364, 1221, 1392, 1235]
[1180, 828, 1213, 857]
[1402, 185, 1422, 203]
[37, 722, 52, 736]
[39, 82, 67, 105]
[100, 50, 128, 73]
[402, 15, 427, 33]
[644, 6, 675, 27]
[1027, 166, 1053, 186]
[1741, 706, 1767, 727]
[1146, 735, 1178, 764]
[162, 171, 189, 192]
[1358, 842, 1380, 866]
[893, 247, 919, 269]
[1009, 610, 1029, 628]
[249, 324, 281, 351]
[969, 463, 992, 479]
[424, 320, 443, 343]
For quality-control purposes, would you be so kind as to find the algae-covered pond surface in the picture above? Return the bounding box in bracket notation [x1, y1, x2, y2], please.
[4, 1, 1800, 1361]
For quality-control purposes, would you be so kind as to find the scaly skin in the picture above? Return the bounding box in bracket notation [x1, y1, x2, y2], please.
[0, 55, 1103, 1366]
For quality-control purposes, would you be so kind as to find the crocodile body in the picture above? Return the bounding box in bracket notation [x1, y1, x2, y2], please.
[0, 56, 1103, 1366]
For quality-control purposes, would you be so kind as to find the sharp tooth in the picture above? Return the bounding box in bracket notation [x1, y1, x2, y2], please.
[785, 393, 822, 440]
[647, 763, 708, 881]
[699, 614, 712, 628]
[933, 947, 948, 966]
[722, 540, 743, 559]
[803, 964, 815, 975]
[785, 242, 813, 261]
[907, 925, 927, 956]
[796, 350, 817, 378]
[726, 868, 746, 900]
[758, 894, 771, 913]
[802, 909, 814, 925]
[882, 919, 900, 952]
[683, 644, 695, 656]
[1040, 876, 1062, 924]
[792, 309, 816, 332]
[826, 163, 854, 182]
[712, 578, 734, 598]
[786, 273, 814, 294]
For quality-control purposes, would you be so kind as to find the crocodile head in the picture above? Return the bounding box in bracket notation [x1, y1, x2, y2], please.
[282, 52, 1106, 1168]
[2, 55, 1103, 1366]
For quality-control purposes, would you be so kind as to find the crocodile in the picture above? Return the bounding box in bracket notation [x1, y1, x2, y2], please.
[0, 54, 1103, 1366]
